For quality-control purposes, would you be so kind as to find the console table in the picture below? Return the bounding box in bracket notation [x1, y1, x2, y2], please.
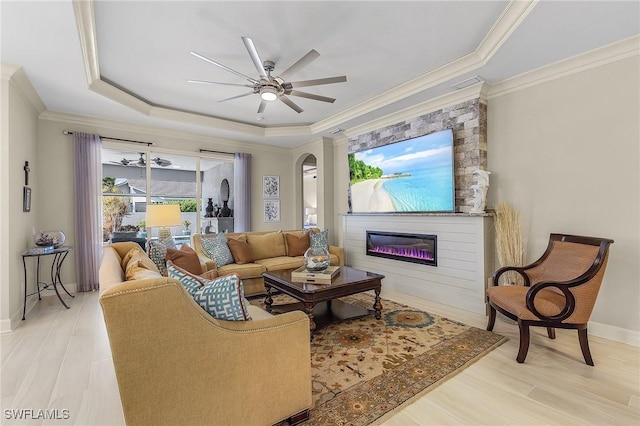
[21, 246, 74, 320]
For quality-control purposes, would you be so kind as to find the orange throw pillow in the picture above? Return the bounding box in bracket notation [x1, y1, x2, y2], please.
[165, 244, 202, 275]
[227, 238, 254, 265]
[285, 232, 310, 257]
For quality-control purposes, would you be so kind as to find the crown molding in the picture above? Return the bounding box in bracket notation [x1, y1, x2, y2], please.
[1, 63, 46, 115]
[73, 0, 535, 140]
[488, 35, 640, 99]
[344, 82, 488, 139]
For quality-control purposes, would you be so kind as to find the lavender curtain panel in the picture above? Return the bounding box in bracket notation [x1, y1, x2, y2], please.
[233, 153, 251, 232]
[72, 132, 102, 291]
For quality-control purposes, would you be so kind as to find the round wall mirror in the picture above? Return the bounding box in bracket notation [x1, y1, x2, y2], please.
[220, 178, 230, 202]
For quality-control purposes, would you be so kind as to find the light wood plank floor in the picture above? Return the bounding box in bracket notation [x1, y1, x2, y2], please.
[2, 290, 639, 425]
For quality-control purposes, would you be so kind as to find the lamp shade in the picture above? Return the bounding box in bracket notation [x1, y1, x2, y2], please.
[146, 205, 181, 227]
[305, 207, 317, 215]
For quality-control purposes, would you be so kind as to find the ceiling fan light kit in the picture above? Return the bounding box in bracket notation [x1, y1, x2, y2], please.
[189, 36, 346, 114]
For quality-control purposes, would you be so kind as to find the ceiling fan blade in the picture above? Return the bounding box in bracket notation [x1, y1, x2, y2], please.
[287, 90, 336, 103]
[187, 79, 254, 88]
[287, 76, 347, 88]
[241, 37, 268, 79]
[278, 49, 320, 81]
[217, 91, 255, 103]
[257, 100, 267, 114]
[279, 95, 303, 113]
[190, 51, 259, 84]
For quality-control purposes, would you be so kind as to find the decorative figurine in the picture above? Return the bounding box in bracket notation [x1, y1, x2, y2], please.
[470, 169, 491, 214]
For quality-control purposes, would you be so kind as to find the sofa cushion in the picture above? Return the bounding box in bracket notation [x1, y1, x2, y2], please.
[166, 244, 202, 275]
[192, 274, 252, 321]
[255, 256, 305, 271]
[100, 247, 126, 286]
[247, 304, 274, 320]
[121, 246, 144, 270]
[310, 229, 329, 250]
[217, 262, 266, 279]
[167, 262, 205, 296]
[200, 233, 234, 267]
[227, 238, 254, 264]
[247, 231, 286, 260]
[285, 232, 310, 257]
[124, 250, 162, 281]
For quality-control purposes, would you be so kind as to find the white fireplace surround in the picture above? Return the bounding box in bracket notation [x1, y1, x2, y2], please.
[343, 213, 494, 315]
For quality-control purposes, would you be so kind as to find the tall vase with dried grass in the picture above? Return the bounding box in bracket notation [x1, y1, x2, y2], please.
[494, 202, 526, 285]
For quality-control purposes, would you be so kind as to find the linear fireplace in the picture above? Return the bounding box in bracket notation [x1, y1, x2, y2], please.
[366, 231, 437, 267]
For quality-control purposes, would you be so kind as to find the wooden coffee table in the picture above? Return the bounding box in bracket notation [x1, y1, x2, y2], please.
[262, 266, 384, 335]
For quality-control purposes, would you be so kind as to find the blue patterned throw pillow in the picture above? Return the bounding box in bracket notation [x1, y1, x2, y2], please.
[167, 262, 203, 296]
[309, 229, 329, 250]
[147, 238, 176, 276]
[192, 274, 251, 321]
[200, 233, 234, 267]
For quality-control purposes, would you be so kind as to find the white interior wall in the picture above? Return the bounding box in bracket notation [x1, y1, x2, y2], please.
[1, 66, 40, 331]
[487, 55, 640, 339]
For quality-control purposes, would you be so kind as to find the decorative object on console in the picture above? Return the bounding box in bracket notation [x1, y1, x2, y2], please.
[205, 198, 214, 217]
[219, 178, 232, 217]
[146, 204, 181, 241]
[34, 230, 66, 248]
[183, 220, 192, 235]
[303, 246, 331, 272]
[470, 169, 491, 214]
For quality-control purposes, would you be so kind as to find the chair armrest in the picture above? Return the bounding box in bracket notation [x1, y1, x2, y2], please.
[100, 278, 311, 425]
[329, 245, 345, 266]
[492, 266, 531, 286]
[198, 254, 217, 273]
[525, 281, 576, 322]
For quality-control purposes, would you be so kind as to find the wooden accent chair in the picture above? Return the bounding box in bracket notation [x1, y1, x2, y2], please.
[486, 233, 614, 365]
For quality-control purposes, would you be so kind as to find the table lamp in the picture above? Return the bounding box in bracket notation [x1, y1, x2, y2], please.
[146, 204, 181, 241]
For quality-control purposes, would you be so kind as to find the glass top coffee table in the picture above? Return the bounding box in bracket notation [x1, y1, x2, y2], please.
[262, 266, 384, 335]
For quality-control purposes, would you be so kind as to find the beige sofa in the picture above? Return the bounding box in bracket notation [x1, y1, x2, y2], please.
[192, 229, 345, 296]
[99, 242, 311, 426]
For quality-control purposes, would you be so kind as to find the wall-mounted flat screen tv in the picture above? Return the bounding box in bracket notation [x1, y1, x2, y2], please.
[348, 129, 454, 213]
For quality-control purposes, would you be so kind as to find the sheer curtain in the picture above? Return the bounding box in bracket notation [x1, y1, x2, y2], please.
[233, 153, 251, 232]
[73, 132, 102, 291]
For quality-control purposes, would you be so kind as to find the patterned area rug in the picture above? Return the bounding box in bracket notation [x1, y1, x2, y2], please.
[250, 293, 507, 425]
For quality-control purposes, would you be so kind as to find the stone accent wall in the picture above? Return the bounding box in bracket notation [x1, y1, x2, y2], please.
[348, 97, 487, 213]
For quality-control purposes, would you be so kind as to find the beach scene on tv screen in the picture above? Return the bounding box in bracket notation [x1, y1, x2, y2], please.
[349, 130, 454, 213]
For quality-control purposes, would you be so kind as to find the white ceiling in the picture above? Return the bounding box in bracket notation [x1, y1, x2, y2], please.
[1, 1, 638, 148]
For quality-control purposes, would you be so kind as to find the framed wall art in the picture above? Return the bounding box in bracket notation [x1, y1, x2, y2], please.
[264, 200, 280, 222]
[263, 175, 279, 198]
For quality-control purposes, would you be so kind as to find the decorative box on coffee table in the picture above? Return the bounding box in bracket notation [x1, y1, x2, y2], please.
[291, 266, 340, 284]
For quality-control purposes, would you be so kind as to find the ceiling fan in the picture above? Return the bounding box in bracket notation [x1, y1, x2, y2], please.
[188, 36, 347, 114]
[110, 153, 172, 168]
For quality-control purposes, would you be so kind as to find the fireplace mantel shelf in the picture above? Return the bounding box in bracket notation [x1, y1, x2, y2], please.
[341, 212, 494, 217]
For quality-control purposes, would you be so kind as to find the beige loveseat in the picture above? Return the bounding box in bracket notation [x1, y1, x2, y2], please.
[192, 229, 345, 296]
[99, 242, 312, 426]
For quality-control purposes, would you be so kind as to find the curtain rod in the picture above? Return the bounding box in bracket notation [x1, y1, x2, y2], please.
[199, 148, 236, 156]
[63, 131, 153, 146]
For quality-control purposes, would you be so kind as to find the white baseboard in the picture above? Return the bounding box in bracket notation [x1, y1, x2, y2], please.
[589, 321, 640, 347]
[1, 283, 78, 334]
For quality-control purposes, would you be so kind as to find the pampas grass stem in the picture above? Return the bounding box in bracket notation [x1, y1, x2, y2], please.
[495, 202, 526, 285]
